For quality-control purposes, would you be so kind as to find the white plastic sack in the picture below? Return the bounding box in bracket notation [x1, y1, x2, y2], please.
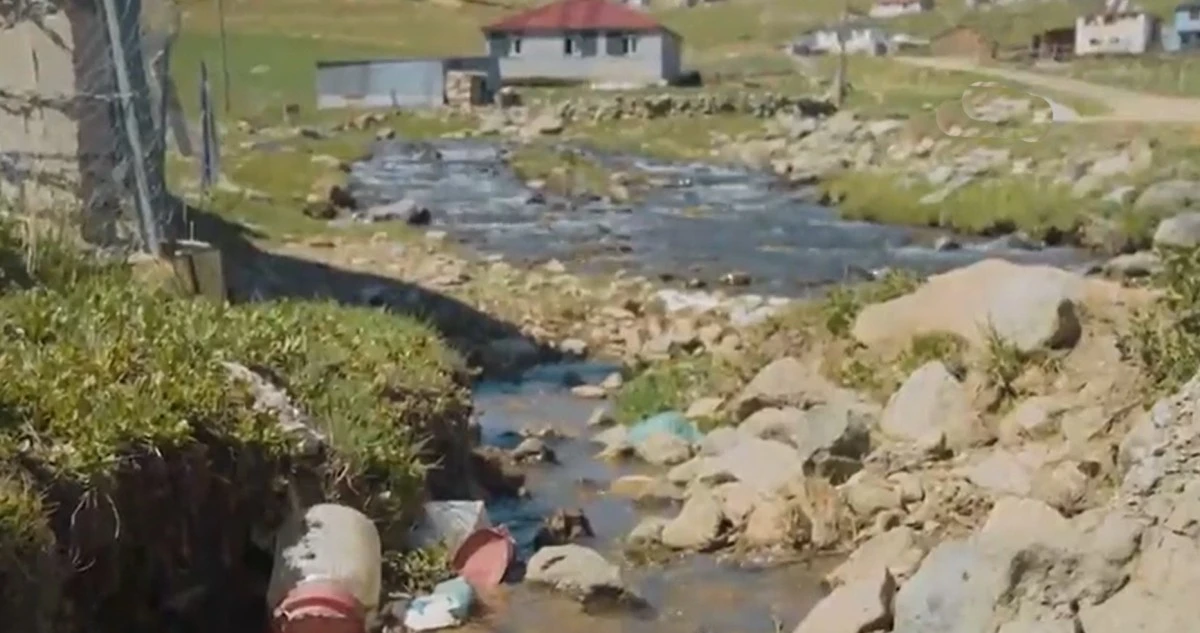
[403, 594, 463, 631]
[410, 501, 490, 551]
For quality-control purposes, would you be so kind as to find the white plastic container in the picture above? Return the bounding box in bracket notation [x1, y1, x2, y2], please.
[266, 503, 382, 618]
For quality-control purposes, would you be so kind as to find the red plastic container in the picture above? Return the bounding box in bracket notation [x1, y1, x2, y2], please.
[271, 581, 366, 633]
[451, 526, 515, 590]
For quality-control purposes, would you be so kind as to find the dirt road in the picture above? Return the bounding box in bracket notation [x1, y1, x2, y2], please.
[896, 56, 1200, 123]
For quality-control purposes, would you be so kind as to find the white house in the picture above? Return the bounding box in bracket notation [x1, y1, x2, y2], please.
[790, 22, 890, 56]
[482, 0, 683, 85]
[869, 0, 932, 19]
[1075, 10, 1159, 54]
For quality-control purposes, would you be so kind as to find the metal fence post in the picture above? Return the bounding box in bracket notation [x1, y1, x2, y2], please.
[100, 0, 163, 255]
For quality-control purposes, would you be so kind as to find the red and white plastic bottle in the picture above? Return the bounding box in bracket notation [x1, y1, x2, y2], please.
[266, 503, 382, 633]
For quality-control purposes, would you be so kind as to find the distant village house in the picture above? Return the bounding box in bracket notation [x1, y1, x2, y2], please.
[482, 0, 683, 86]
[790, 21, 890, 56]
[1031, 26, 1076, 59]
[869, 0, 932, 19]
[1074, 10, 1159, 55]
[1162, 3, 1200, 51]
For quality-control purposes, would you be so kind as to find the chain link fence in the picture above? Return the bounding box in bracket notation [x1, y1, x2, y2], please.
[0, 0, 179, 254]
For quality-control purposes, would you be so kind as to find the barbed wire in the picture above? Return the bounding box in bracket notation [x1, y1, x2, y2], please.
[0, 0, 180, 255]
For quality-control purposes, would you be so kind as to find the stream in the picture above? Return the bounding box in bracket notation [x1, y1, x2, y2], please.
[468, 363, 830, 633]
[351, 138, 1097, 631]
[348, 139, 1099, 297]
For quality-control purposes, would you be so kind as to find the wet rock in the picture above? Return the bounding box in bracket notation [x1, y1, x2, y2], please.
[570, 384, 607, 399]
[880, 362, 982, 451]
[827, 526, 926, 588]
[471, 447, 526, 497]
[534, 508, 595, 548]
[627, 516, 669, 546]
[633, 431, 694, 466]
[481, 337, 542, 377]
[512, 437, 558, 464]
[600, 372, 623, 391]
[793, 567, 896, 633]
[559, 338, 589, 357]
[525, 545, 630, 602]
[586, 406, 615, 428]
[712, 481, 760, 526]
[525, 112, 565, 136]
[661, 487, 726, 550]
[743, 495, 797, 547]
[593, 424, 630, 451]
[1152, 211, 1200, 249]
[609, 475, 679, 504]
[853, 260, 1084, 354]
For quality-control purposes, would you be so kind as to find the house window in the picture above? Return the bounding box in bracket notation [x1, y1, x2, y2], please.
[1191, 8, 1200, 19]
[564, 36, 578, 55]
[1089, 38, 1101, 45]
[606, 31, 638, 55]
[511, 36, 523, 55]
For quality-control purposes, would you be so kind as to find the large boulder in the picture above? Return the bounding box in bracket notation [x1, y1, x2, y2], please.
[792, 567, 896, 633]
[852, 259, 1084, 354]
[879, 362, 983, 450]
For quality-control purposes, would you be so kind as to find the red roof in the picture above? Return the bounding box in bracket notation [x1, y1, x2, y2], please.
[483, 0, 667, 33]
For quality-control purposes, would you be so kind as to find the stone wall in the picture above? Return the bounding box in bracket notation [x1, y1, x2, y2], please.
[541, 92, 836, 122]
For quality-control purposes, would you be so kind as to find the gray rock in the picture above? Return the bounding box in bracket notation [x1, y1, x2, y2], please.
[627, 516, 669, 546]
[1134, 179, 1200, 211]
[827, 526, 926, 587]
[634, 431, 694, 466]
[710, 437, 804, 496]
[1152, 211, 1200, 249]
[660, 487, 725, 550]
[743, 494, 796, 547]
[880, 362, 982, 450]
[793, 566, 896, 633]
[699, 426, 742, 456]
[525, 544, 627, 599]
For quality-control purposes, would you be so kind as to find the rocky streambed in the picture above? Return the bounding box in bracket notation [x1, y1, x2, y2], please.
[457, 362, 832, 633]
[345, 138, 1096, 297]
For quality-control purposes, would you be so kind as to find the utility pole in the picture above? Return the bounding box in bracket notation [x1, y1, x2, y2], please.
[216, 0, 232, 113]
[101, 0, 163, 255]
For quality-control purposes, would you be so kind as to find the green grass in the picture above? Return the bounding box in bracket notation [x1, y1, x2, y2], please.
[0, 217, 469, 629]
[822, 169, 1147, 244]
[507, 144, 615, 196]
[1061, 55, 1200, 98]
[612, 357, 728, 426]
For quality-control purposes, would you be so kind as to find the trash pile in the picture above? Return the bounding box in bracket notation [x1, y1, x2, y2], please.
[268, 501, 516, 633]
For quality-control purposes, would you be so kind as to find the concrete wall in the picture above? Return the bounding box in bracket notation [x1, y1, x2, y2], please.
[486, 29, 675, 85]
[0, 6, 125, 241]
[1076, 13, 1157, 55]
[316, 57, 499, 109]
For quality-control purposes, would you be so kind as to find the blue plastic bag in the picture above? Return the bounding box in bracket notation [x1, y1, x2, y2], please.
[627, 411, 703, 445]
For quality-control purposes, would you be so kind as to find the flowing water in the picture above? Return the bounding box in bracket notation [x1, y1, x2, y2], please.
[468, 363, 831, 633]
[351, 138, 1098, 631]
[349, 139, 1098, 297]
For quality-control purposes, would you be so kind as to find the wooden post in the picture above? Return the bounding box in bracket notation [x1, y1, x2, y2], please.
[834, 0, 849, 107]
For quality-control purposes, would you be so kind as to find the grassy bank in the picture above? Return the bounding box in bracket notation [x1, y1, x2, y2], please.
[0, 218, 468, 632]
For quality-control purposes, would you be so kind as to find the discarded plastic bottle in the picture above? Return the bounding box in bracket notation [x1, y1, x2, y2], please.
[267, 503, 382, 633]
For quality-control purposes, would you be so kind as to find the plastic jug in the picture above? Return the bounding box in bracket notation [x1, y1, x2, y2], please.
[267, 503, 382, 632]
